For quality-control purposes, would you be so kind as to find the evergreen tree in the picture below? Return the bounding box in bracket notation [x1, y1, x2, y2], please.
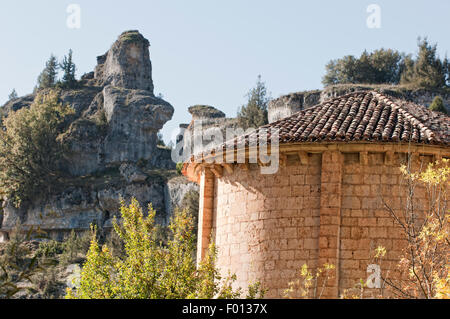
[400, 38, 448, 89]
[60, 49, 77, 88]
[37, 54, 59, 89]
[8, 89, 18, 100]
[368, 49, 405, 84]
[237, 75, 270, 130]
[428, 96, 447, 114]
[0, 90, 74, 207]
[322, 49, 404, 86]
[322, 39, 449, 89]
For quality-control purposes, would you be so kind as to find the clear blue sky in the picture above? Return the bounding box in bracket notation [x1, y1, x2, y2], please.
[1, 0, 449, 142]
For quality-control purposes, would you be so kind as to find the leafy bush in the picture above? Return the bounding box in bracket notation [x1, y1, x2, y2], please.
[36, 240, 64, 259]
[0, 225, 43, 298]
[0, 90, 74, 207]
[284, 263, 335, 299]
[176, 162, 184, 175]
[1, 226, 92, 299]
[322, 49, 405, 86]
[323, 38, 450, 89]
[180, 190, 199, 236]
[66, 198, 265, 299]
[59, 230, 91, 265]
[33, 266, 64, 299]
[429, 96, 448, 114]
[376, 159, 449, 299]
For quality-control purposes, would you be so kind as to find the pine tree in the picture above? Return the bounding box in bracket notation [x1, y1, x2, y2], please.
[8, 89, 18, 100]
[237, 75, 270, 130]
[428, 96, 447, 114]
[37, 54, 59, 89]
[60, 49, 77, 88]
[400, 37, 447, 89]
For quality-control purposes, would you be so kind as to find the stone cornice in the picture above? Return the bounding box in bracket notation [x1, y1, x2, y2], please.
[183, 142, 450, 183]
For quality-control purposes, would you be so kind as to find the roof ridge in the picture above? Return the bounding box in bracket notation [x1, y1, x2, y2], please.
[272, 90, 371, 124]
[372, 91, 436, 142]
[198, 91, 449, 160]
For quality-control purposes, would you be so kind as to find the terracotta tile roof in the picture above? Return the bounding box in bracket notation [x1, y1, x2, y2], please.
[211, 91, 450, 155]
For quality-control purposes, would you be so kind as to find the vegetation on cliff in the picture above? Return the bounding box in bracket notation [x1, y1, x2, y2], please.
[36, 50, 78, 90]
[323, 49, 405, 86]
[37, 55, 59, 90]
[8, 89, 18, 101]
[59, 49, 77, 89]
[119, 30, 150, 46]
[0, 90, 74, 207]
[0, 225, 91, 299]
[429, 96, 448, 114]
[323, 38, 450, 91]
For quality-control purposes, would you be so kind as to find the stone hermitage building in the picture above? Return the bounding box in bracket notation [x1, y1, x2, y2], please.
[183, 91, 450, 298]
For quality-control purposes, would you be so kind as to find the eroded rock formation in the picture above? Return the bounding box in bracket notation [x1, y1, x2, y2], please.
[95, 30, 154, 92]
[179, 105, 238, 160]
[0, 31, 198, 240]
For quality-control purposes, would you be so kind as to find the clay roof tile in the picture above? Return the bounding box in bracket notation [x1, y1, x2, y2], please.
[195, 91, 450, 160]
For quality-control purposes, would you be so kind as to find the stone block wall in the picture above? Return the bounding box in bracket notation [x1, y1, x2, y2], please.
[338, 152, 431, 296]
[196, 146, 447, 298]
[211, 154, 322, 298]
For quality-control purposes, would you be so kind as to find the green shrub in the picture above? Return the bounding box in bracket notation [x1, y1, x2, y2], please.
[66, 198, 265, 299]
[59, 230, 91, 265]
[34, 266, 64, 299]
[0, 90, 74, 207]
[36, 240, 64, 259]
[176, 162, 184, 175]
[237, 75, 270, 130]
[0, 225, 43, 298]
[180, 190, 199, 236]
[429, 96, 448, 114]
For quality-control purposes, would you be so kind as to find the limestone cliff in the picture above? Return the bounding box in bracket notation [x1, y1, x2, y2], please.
[179, 105, 238, 159]
[0, 31, 198, 240]
[268, 84, 450, 123]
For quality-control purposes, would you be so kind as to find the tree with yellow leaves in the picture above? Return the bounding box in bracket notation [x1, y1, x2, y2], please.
[377, 158, 449, 298]
[283, 263, 335, 299]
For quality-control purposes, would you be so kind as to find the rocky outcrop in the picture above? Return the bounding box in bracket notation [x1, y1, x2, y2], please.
[0, 30, 181, 239]
[95, 30, 154, 93]
[164, 176, 199, 226]
[0, 94, 34, 116]
[0, 169, 194, 239]
[101, 86, 173, 166]
[267, 90, 321, 123]
[268, 85, 450, 123]
[119, 163, 148, 183]
[188, 105, 226, 120]
[60, 32, 174, 176]
[179, 105, 238, 160]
